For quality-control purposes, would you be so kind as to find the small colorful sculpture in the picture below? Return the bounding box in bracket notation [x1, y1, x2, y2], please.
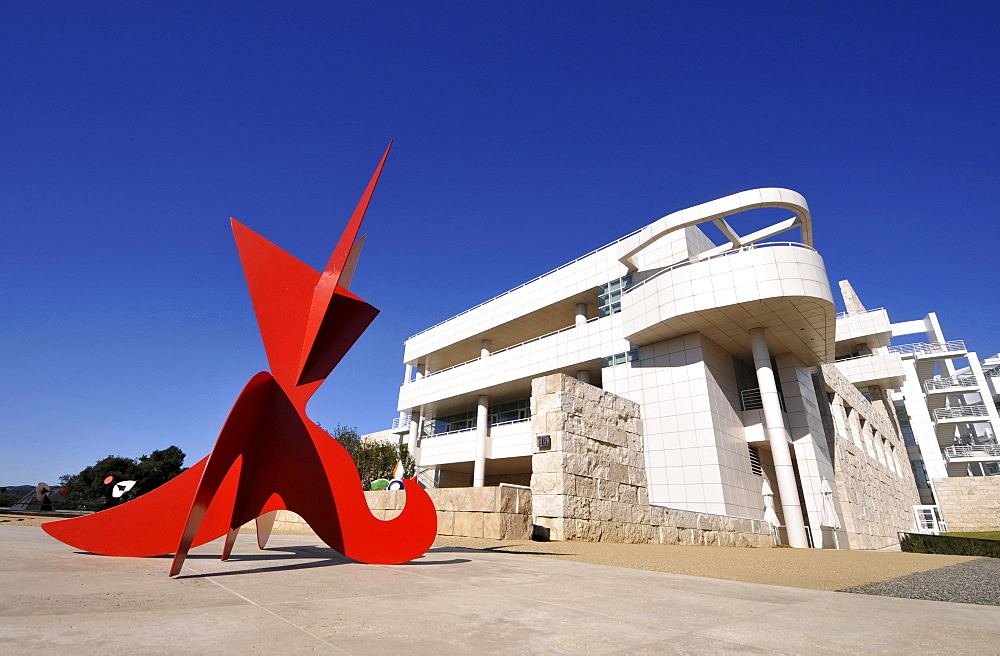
[43, 145, 437, 575]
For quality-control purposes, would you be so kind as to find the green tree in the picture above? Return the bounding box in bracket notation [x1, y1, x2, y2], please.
[58, 447, 187, 509]
[326, 425, 415, 488]
[136, 446, 186, 492]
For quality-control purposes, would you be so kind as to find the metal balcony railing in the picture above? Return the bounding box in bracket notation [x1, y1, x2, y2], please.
[391, 415, 412, 431]
[835, 307, 886, 319]
[943, 445, 1000, 461]
[887, 340, 966, 357]
[740, 388, 763, 411]
[418, 315, 602, 379]
[933, 405, 991, 421]
[407, 228, 642, 340]
[739, 388, 786, 412]
[924, 376, 978, 393]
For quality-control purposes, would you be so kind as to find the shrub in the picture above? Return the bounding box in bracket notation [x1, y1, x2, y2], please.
[899, 532, 1000, 559]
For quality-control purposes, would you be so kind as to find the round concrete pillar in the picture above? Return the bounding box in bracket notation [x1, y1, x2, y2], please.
[473, 395, 489, 487]
[749, 328, 809, 549]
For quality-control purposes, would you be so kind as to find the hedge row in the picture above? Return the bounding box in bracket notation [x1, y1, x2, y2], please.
[899, 532, 1000, 558]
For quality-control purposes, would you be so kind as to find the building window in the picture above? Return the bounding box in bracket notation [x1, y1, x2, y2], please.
[748, 444, 764, 477]
[427, 399, 532, 435]
[895, 402, 917, 446]
[911, 459, 930, 489]
[601, 349, 638, 368]
[488, 398, 531, 425]
[598, 274, 633, 317]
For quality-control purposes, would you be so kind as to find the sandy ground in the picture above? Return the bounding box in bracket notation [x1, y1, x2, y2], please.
[8, 512, 974, 592]
[432, 536, 975, 591]
[0, 513, 58, 528]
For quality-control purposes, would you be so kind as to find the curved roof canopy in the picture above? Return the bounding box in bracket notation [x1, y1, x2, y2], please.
[619, 187, 811, 270]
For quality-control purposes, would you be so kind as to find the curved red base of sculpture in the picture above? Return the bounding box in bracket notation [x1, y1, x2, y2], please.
[43, 144, 438, 575]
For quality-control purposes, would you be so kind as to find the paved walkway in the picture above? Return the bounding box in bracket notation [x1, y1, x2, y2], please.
[3, 527, 1000, 654]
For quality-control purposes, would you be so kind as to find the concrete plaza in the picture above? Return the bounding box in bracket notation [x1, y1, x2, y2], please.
[3, 526, 999, 654]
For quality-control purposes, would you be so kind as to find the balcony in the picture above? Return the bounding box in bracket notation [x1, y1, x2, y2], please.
[620, 242, 835, 367]
[933, 405, 992, 423]
[416, 418, 533, 467]
[390, 415, 411, 434]
[924, 375, 979, 395]
[398, 315, 611, 410]
[888, 340, 967, 360]
[832, 351, 906, 389]
[943, 444, 1000, 463]
[835, 308, 892, 348]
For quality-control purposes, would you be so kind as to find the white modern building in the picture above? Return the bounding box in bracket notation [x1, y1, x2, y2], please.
[394, 189, 921, 548]
[830, 287, 1000, 529]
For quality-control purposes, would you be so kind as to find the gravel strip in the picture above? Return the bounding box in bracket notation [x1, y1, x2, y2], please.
[843, 557, 1000, 606]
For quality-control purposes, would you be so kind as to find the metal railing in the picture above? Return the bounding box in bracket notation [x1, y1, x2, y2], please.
[420, 315, 601, 379]
[740, 388, 764, 411]
[835, 307, 886, 319]
[488, 417, 532, 429]
[623, 241, 817, 296]
[407, 228, 642, 340]
[421, 427, 476, 439]
[421, 417, 531, 439]
[933, 405, 991, 421]
[833, 351, 881, 364]
[924, 376, 978, 393]
[414, 466, 437, 489]
[391, 415, 411, 430]
[739, 387, 786, 412]
[943, 445, 1000, 461]
[887, 340, 966, 357]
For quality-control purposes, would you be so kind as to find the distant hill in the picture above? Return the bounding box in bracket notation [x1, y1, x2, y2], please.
[1, 485, 38, 496]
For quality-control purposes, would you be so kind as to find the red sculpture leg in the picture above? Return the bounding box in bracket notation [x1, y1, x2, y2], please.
[44, 144, 439, 576]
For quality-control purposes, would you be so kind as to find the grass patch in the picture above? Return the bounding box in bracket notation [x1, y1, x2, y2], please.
[942, 531, 1000, 541]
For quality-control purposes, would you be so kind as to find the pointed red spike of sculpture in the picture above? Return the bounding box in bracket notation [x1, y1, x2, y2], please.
[43, 146, 438, 576]
[299, 142, 392, 385]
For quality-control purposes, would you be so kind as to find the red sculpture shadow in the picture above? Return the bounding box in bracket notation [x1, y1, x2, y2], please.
[43, 144, 438, 575]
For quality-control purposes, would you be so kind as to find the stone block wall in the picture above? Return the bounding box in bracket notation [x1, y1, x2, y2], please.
[933, 477, 1000, 532]
[816, 364, 921, 549]
[530, 373, 776, 547]
[267, 485, 533, 540]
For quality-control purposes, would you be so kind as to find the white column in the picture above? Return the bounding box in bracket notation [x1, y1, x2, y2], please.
[576, 303, 588, 326]
[403, 364, 413, 385]
[406, 410, 421, 461]
[481, 339, 491, 359]
[749, 328, 809, 548]
[473, 394, 489, 487]
[576, 370, 591, 384]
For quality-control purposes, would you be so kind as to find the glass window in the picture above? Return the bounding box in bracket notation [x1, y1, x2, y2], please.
[614, 352, 626, 365]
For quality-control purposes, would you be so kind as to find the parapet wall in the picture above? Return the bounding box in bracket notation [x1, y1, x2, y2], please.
[933, 477, 1000, 532]
[269, 485, 533, 540]
[530, 373, 776, 547]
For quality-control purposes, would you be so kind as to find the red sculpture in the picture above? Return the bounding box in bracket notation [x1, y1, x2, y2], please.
[43, 144, 437, 576]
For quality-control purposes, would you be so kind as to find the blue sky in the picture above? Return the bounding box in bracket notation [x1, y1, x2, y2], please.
[3, 2, 998, 485]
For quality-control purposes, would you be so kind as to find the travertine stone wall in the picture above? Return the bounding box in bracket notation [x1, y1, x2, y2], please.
[816, 364, 921, 549]
[268, 486, 533, 540]
[933, 477, 1000, 532]
[530, 373, 776, 547]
